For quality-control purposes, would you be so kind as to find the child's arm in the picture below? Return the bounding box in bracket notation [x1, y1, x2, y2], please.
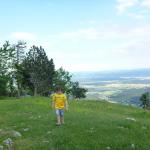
[52, 101, 55, 109]
[51, 94, 55, 109]
[65, 100, 68, 110]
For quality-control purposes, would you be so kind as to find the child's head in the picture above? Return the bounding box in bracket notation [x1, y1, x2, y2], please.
[56, 86, 62, 94]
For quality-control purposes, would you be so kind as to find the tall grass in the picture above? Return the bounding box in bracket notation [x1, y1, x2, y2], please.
[0, 97, 150, 150]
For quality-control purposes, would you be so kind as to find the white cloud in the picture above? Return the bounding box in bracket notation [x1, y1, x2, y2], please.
[116, 0, 138, 14]
[141, 0, 150, 7]
[88, 20, 97, 24]
[127, 13, 147, 19]
[9, 32, 44, 49]
[10, 32, 36, 41]
[56, 23, 150, 41]
[8, 24, 150, 72]
[109, 24, 150, 59]
[102, 24, 150, 40]
[116, 0, 150, 18]
[59, 28, 99, 40]
[40, 41, 54, 50]
[111, 49, 129, 55]
[80, 20, 97, 25]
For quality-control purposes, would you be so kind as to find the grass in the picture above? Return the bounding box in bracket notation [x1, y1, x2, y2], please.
[0, 97, 150, 150]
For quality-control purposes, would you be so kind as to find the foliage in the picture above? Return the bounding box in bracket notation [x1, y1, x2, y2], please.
[0, 41, 26, 97]
[24, 46, 55, 96]
[71, 82, 88, 99]
[0, 41, 15, 76]
[13, 41, 26, 97]
[0, 41, 87, 98]
[0, 76, 8, 96]
[140, 92, 150, 109]
[0, 41, 16, 96]
[53, 67, 72, 94]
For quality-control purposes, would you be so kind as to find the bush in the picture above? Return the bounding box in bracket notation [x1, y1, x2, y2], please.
[0, 76, 8, 96]
[140, 92, 150, 109]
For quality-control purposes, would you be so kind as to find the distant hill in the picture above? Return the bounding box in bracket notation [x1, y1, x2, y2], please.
[72, 68, 150, 82]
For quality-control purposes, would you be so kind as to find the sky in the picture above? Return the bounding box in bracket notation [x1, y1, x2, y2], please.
[0, 0, 150, 72]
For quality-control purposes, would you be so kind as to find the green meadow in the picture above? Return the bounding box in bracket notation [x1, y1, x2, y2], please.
[0, 97, 150, 150]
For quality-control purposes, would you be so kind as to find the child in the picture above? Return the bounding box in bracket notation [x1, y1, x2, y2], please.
[52, 87, 68, 125]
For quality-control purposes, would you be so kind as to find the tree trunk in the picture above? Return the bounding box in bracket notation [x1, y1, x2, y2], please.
[17, 83, 21, 98]
[34, 86, 37, 96]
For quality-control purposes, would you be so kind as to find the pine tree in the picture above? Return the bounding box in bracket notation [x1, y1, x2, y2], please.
[140, 92, 150, 109]
[0, 41, 15, 76]
[13, 41, 26, 97]
[24, 46, 55, 96]
[0, 41, 15, 96]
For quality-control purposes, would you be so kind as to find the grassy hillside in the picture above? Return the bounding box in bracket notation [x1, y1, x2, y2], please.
[0, 97, 150, 150]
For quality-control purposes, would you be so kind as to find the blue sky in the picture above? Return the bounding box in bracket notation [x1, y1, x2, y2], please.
[0, 0, 150, 71]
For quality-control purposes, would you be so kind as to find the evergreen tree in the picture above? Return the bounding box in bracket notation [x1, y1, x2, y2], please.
[24, 46, 55, 96]
[0, 76, 8, 96]
[140, 92, 150, 109]
[0, 41, 15, 76]
[0, 41, 15, 96]
[13, 41, 26, 97]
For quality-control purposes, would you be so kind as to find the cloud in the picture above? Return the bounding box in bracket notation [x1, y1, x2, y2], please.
[141, 0, 150, 7]
[111, 49, 129, 55]
[8, 24, 150, 71]
[46, 22, 150, 71]
[127, 12, 148, 19]
[116, 0, 138, 14]
[56, 26, 124, 41]
[116, 0, 150, 19]
[58, 28, 99, 40]
[56, 23, 150, 41]
[110, 24, 150, 59]
[10, 32, 36, 41]
[80, 20, 97, 25]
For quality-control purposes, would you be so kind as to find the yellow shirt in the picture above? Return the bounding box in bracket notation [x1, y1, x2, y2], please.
[52, 93, 67, 109]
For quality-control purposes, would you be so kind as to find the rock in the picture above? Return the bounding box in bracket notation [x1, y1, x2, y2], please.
[126, 117, 136, 121]
[131, 144, 135, 149]
[47, 131, 52, 134]
[0, 145, 3, 150]
[3, 138, 13, 148]
[88, 128, 95, 133]
[117, 126, 124, 129]
[106, 146, 111, 150]
[0, 129, 2, 135]
[29, 116, 33, 119]
[12, 131, 22, 138]
[23, 128, 29, 132]
[142, 126, 147, 130]
[42, 140, 49, 143]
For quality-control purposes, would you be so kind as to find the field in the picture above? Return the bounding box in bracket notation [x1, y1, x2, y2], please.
[1, 97, 150, 150]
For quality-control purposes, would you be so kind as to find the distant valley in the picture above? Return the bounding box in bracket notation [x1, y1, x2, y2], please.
[72, 69, 150, 106]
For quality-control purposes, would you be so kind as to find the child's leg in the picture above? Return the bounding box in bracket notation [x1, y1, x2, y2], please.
[56, 109, 61, 125]
[60, 109, 65, 124]
[57, 115, 61, 124]
[60, 116, 64, 124]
